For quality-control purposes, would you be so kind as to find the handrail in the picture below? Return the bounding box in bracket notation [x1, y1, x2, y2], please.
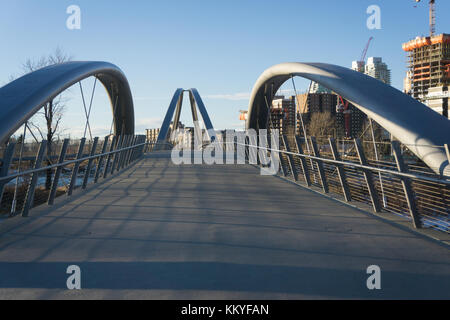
[229, 141, 450, 186]
[0, 141, 151, 183]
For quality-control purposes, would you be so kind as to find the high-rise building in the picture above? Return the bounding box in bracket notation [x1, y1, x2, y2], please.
[402, 34, 450, 119]
[351, 57, 392, 85]
[364, 57, 391, 85]
[351, 61, 365, 73]
[270, 96, 296, 136]
[296, 92, 366, 139]
[309, 81, 332, 94]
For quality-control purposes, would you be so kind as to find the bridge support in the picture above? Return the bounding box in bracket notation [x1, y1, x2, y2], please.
[392, 141, 422, 229]
[156, 89, 217, 149]
[329, 138, 352, 202]
[355, 138, 381, 213]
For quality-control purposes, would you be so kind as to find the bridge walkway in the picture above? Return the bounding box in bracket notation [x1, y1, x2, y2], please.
[0, 153, 448, 299]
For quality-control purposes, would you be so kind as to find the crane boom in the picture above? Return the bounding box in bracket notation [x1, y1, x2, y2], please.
[415, 0, 436, 37]
[360, 37, 374, 63]
[430, 0, 436, 37]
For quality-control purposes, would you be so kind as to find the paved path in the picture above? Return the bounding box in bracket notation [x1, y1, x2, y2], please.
[0, 153, 449, 299]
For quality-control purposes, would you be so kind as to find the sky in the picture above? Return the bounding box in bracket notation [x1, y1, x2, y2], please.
[1, 0, 450, 137]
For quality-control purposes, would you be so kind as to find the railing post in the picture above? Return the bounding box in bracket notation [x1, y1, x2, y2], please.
[118, 135, 130, 170]
[137, 136, 145, 160]
[294, 136, 311, 186]
[127, 135, 135, 164]
[392, 141, 422, 228]
[128, 135, 136, 164]
[282, 135, 298, 181]
[0, 143, 16, 206]
[129, 135, 139, 163]
[67, 138, 86, 196]
[329, 138, 351, 202]
[82, 137, 99, 189]
[354, 138, 381, 213]
[445, 144, 450, 168]
[48, 139, 69, 205]
[310, 137, 329, 194]
[276, 135, 288, 177]
[269, 133, 284, 176]
[245, 136, 250, 163]
[136, 136, 144, 160]
[143, 136, 149, 154]
[103, 136, 116, 179]
[0, 143, 16, 204]
[95, 136, 110, 183]
[125, 135, 135, 167]
[115, 135, 126, 171]
[248, 134, 258, 165]
[22, 140, 47, 217]
[111, 135, 123, 174]
[258, 134, 269, 169]
[113, 135, 124, 173]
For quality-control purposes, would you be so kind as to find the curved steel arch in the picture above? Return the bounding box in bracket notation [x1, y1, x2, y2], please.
[157, 88, 217, 144]
[247, 62, 450, 176]
[0, 61, 134, 145]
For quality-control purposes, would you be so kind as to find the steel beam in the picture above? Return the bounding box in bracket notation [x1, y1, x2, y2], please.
[68, 138, 86, 196]
[354, 138, 381, 213]
[173, 91, 184, 132]
[329, 138, 351, 202]
[125, 136, 136, 166]
[190, 89, 217, 143]
[48, 139, 69, 205]
[0, 143, 16, 206]
[294, 136, 311, 186]
[392, 141, 422, 228]
[282, 135, 298, 181]
[157, 89, 184, 145]
[111, 135, 123, 174]
[118, 135, 130, 170]
[82, 137, 99, 189]
[22, 140, 47, 217]
[95, 136, 110, 183]
[310, 137, 329, 194]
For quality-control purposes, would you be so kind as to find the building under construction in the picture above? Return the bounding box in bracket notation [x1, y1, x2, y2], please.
[296, 93, 366, 139]
[270, 96, 296, 136]
[403, 34, 450, 118]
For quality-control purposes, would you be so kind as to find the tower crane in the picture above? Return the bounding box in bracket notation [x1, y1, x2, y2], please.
[415, 0, 436, 37]
[360, 37, 374, 65]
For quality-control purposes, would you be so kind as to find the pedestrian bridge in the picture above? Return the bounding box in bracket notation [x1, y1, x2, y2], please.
[0, 61, 449, 299]
[0, 152, 448, 299]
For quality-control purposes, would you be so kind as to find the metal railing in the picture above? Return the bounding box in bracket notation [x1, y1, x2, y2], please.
[0, 134, 149, 218]
[229, 136, 449, 234]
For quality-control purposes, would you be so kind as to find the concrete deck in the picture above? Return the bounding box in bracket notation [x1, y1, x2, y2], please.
[0, 153, 449, 299]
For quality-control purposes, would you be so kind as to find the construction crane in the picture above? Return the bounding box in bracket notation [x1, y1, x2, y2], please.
[360, 37, 374, 65]
[415, 0, 436, 37]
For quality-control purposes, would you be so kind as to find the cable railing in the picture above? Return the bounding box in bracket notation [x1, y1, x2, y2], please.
[226, 136, 449, 234]
[0, 134, 150, 219]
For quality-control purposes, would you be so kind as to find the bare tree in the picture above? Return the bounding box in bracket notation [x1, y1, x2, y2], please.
[19, 48, 73, 190]
[307, 112, 336, 139]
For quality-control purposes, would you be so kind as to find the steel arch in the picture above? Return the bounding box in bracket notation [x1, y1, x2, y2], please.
[247, 62, 450, 176]
[0, 61, 134, 144]
[157, 88, 217, 144]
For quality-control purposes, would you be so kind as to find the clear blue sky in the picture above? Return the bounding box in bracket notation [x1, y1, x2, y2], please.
[1, 0, 449, 136]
